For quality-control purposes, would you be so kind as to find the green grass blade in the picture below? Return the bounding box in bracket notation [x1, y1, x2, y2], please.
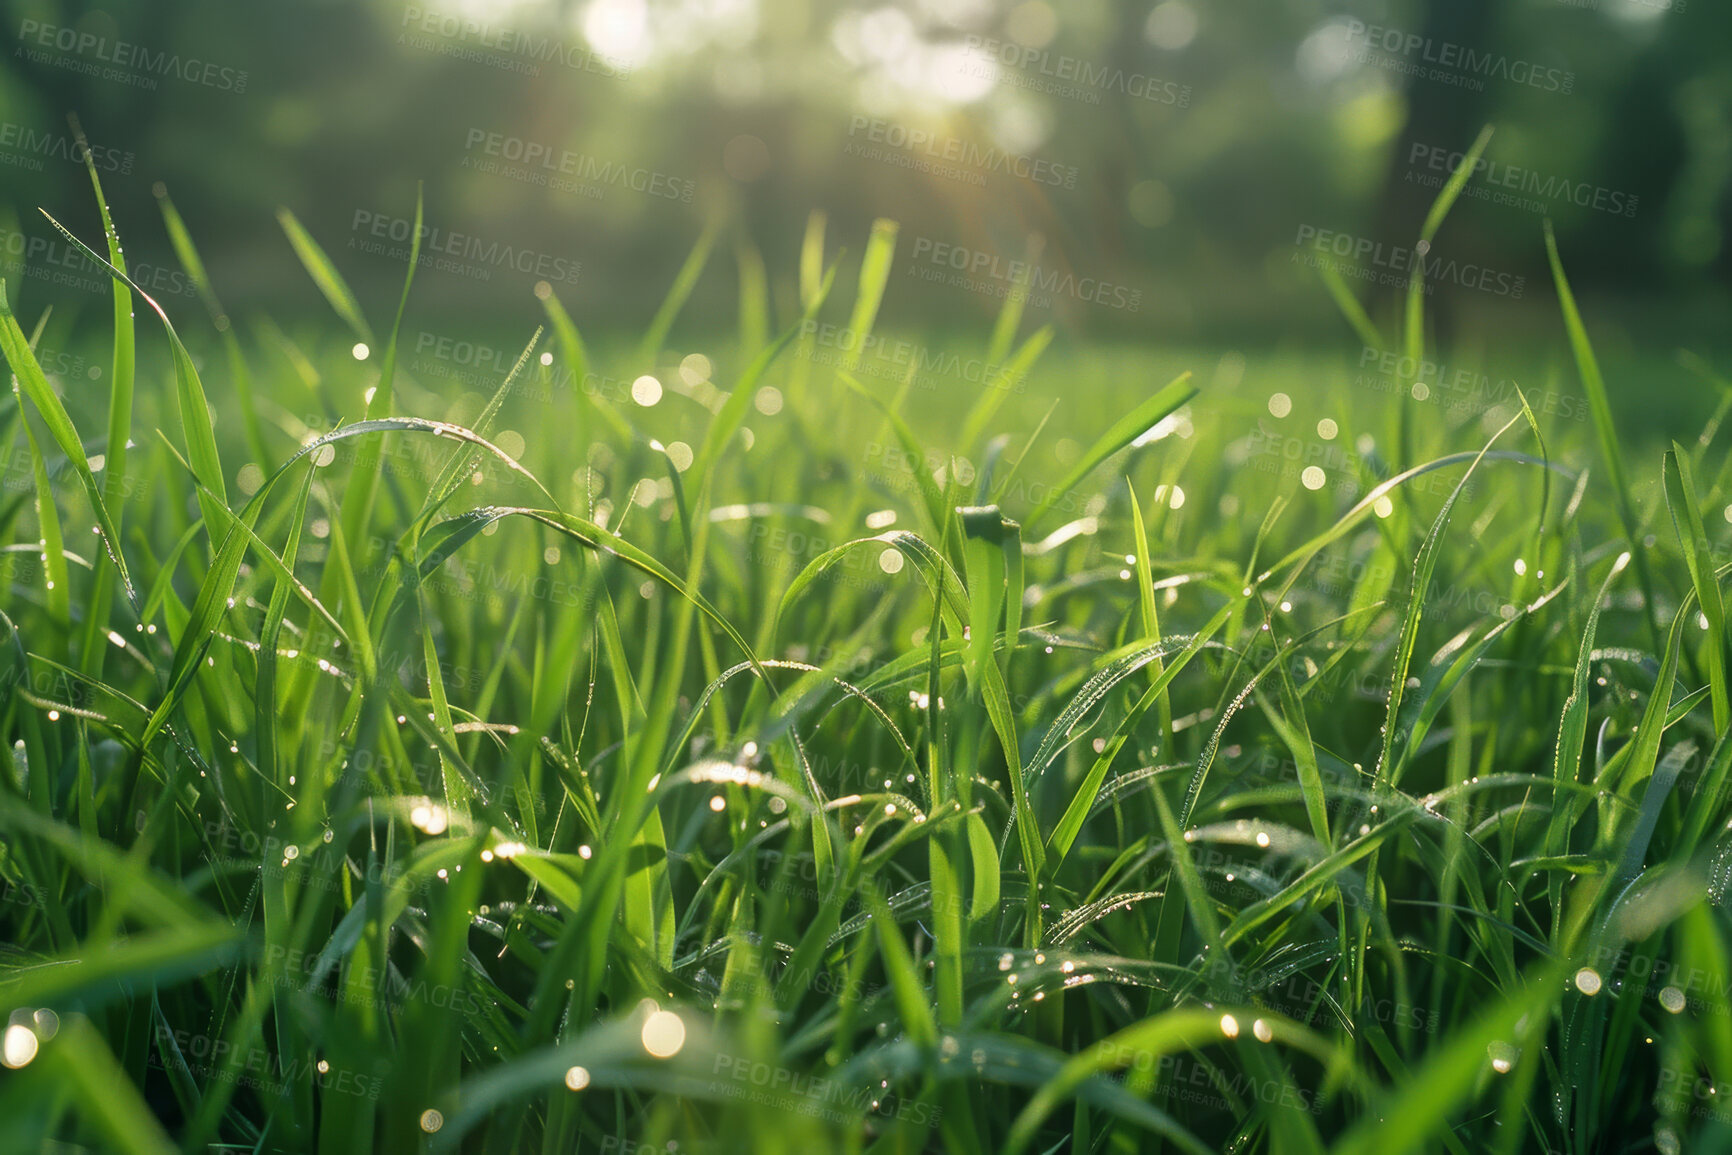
[9, 320, 69, 635]
[0, 280, 135, 606]
[277, 206, 376, 345]
[1399, 124, 1493, 464]
[1545, 217, 1662, 653]
[1375, 410, 1523, 791]
[1664, 444, 1728, 731]
[693, 265, 836, 484]
[1004, 1008, 1334, 1155]
[735, 233, 770, 353]
[1026, 372, 1195, 530]
[638, 218, 719, 367]
[1315, 261, 1384, 351]
[31, 1016, 177, 1155]
[985, 235, 1040, 366]
[1046, 604, 1233, 869]
[842, 218, 899, 372]
[959, 324, 1053, 452]
[155, 185, 271, 472]
[1330, 965, 1559, 1155]
[40, 210, 229, 543]
[66, 117, 137, 682]
[538, 281, 631, 440]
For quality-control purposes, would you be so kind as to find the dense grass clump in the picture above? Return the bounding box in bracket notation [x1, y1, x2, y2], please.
[3, 141, 1732, 1155]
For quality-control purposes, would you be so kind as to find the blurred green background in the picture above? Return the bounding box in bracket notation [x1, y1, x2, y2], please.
[1, 0, 1728, 366]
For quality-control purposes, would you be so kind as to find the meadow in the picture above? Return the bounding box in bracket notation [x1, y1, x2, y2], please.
[2, 130, 1730, 1155]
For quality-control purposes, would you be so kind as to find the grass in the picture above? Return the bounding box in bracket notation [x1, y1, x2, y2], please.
[1, 138, 1731, 1155]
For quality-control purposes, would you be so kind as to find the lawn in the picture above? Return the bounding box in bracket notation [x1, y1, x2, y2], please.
[1, 135, 1730, 1155]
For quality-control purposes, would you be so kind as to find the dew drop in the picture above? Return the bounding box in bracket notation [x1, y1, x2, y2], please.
[2, 1024, 39, 1068]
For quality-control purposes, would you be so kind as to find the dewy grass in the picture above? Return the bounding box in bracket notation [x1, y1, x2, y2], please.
[0, 169, 1728, 1155]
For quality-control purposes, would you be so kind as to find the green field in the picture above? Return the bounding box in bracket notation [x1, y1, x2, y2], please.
[3, 142, 1732, 1155]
